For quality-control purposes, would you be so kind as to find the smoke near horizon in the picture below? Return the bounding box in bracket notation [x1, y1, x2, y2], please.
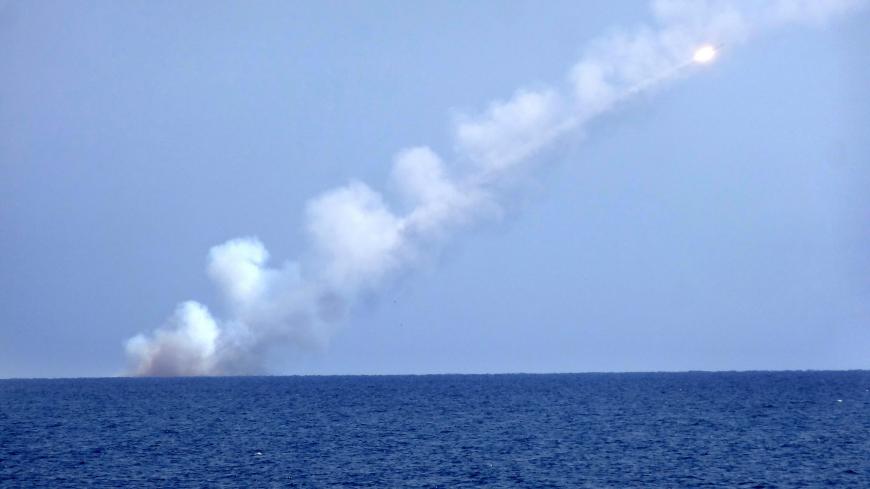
[125, 0, 866, 376]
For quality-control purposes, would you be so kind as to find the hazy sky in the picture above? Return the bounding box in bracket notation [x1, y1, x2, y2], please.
[1, 1, 868, 378]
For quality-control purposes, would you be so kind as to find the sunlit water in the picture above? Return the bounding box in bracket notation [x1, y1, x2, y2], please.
[1, 371, 868, 487]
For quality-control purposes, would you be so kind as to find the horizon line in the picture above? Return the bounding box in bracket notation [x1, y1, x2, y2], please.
[2, 368, 868, 381]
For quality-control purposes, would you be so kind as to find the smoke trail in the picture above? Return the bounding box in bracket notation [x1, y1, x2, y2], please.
[125, 0, 866, 376]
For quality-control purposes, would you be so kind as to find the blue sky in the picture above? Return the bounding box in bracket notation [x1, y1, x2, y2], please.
[1, 1, 868, 377]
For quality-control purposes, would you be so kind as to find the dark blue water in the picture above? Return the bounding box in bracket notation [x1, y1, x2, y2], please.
[1, 371, 868, 487]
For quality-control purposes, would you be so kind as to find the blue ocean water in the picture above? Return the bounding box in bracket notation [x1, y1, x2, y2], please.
[1, 371, 868, 487]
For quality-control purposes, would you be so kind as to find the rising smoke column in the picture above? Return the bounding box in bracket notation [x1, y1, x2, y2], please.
[126, 0, 866, 376]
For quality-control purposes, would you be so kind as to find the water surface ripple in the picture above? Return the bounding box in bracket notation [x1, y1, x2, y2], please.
[1, 371, 868, 487]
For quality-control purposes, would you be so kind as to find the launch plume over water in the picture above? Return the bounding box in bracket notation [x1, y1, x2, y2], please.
[126, 0, 867, 376]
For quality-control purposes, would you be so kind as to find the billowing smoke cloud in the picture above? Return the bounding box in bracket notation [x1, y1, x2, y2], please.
[126, 0, 866, 376]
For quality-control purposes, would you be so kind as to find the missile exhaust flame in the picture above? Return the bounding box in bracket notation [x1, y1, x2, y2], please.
[693, 45, 718, 64]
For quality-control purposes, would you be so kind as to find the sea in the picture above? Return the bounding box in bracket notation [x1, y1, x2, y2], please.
[1, 371, 868, 488]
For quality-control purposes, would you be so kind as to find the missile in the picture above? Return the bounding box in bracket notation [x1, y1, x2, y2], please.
[692, 44, 721, 64]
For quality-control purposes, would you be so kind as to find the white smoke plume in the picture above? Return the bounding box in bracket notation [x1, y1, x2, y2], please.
[126, 0, 866, 376]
